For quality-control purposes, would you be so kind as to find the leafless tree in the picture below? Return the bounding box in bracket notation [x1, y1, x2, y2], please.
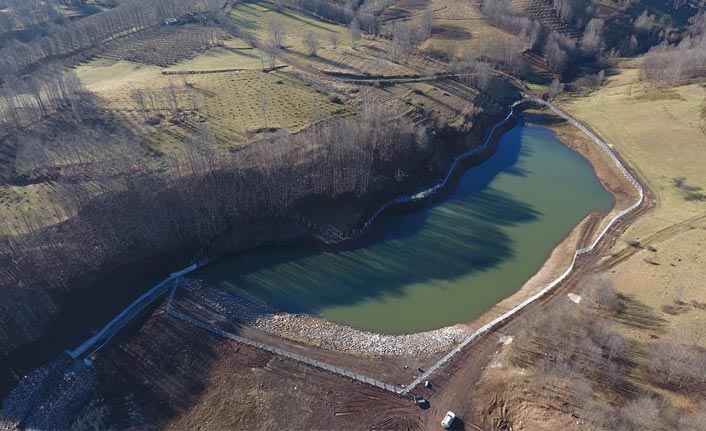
[422, 8, 435, 35]
[328, 32, 339, 49]
[641, 34, 706, 84]
[634, 10, 657, 34]
[583, 398, 617, 430]
[618, 396, 661, 431]
[303, 31, 321, 56]
[585, 275, 621, 313]
[581, 18, 605, 55]
[131, 90, 148, 120]
[545, 31, 577, 74]
[348, 18, 362, 47]
[548, 77, 562, 99]
[163, 82, 180, 118]
[678, 404, 706, 430]
[605, 333, 625, 361]
[552, 0, 598, 30]
[269, 18, 286, 48]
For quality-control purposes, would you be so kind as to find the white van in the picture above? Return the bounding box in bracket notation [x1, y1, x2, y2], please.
[441, 411, 456, 429]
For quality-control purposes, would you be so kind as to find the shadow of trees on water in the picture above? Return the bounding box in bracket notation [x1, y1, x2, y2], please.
[199, 127, 542, 316]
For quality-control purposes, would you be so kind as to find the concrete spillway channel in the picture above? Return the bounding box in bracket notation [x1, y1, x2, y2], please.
[66, 264, 199, 365]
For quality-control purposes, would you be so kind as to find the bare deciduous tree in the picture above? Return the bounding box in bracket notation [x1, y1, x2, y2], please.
[131, 90, 148, 120]
[303, 31, 321, 56]
[328, 32, 338, 49]
[269, 18, 286, 48]
[348, 18, 362, 47]
[581, 18, 605, 55]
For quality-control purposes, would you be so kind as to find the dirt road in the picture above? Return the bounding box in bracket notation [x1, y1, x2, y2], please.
[415, 158, 654, 429]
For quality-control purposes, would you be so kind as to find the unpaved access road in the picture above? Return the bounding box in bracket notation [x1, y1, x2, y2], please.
[415, 158, 654, 429]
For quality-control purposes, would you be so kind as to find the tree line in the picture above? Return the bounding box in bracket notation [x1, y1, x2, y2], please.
[641, 11, 706, 84]
[0, 102, 465, 355]
[0, 0, 218, 80]
[0, 67, 93, 133]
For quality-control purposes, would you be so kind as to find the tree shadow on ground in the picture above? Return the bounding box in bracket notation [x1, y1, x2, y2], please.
[615, 293, 668, 334]
[431, 24, 471, 40]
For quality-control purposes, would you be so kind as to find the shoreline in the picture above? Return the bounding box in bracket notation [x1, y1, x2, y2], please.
[184, 281, 474, 356]
[176, 105, 636, 358]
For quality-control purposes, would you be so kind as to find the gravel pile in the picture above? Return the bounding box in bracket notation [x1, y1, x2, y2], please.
[1, 357, 97, 430]
[184, 281, 471, 356]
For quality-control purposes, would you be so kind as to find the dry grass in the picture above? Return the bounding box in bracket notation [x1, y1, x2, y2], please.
[164, 40, 276, 72]
[422, 0, 523, 56]
[231, 2, 352, 51]
[558, 67, 706, 338]
[77, 58, 347, 148]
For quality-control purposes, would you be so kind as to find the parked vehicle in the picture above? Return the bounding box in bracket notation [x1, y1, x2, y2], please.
[441, 411, 456, 429]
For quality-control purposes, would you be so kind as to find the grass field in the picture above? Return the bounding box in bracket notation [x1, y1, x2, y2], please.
[164, 40, 276, 72]
[559, 67, 706, 336]
[422, 0, 525, 56]
[77, 55, 347, 149]
[231, 2, 352, 51]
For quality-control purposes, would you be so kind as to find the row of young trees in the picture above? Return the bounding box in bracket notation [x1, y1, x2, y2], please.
[0, 0, 218, 79]
[0, 68, 93, 132]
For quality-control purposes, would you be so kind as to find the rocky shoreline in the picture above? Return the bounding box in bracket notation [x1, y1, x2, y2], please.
[184, 280, 472, 357]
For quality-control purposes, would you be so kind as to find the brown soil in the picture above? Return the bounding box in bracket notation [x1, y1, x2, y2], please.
[96, 310, 424, 431]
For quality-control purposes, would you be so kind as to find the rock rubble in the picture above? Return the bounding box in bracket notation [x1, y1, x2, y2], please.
[184, 281, 471, 356]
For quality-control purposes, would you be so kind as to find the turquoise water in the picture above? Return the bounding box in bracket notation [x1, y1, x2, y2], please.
[200, 125, 614, 334]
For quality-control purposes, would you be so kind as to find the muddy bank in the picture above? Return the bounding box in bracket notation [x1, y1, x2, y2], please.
[459, 106, 640, 333]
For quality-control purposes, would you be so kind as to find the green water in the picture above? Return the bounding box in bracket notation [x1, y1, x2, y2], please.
[200, 125, 614, 334]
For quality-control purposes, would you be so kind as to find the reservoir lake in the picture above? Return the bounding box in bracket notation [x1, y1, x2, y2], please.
[199, 125, 614, 334]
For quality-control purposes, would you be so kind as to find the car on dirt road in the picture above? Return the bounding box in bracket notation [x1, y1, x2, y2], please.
[441, 411, 456, 429]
